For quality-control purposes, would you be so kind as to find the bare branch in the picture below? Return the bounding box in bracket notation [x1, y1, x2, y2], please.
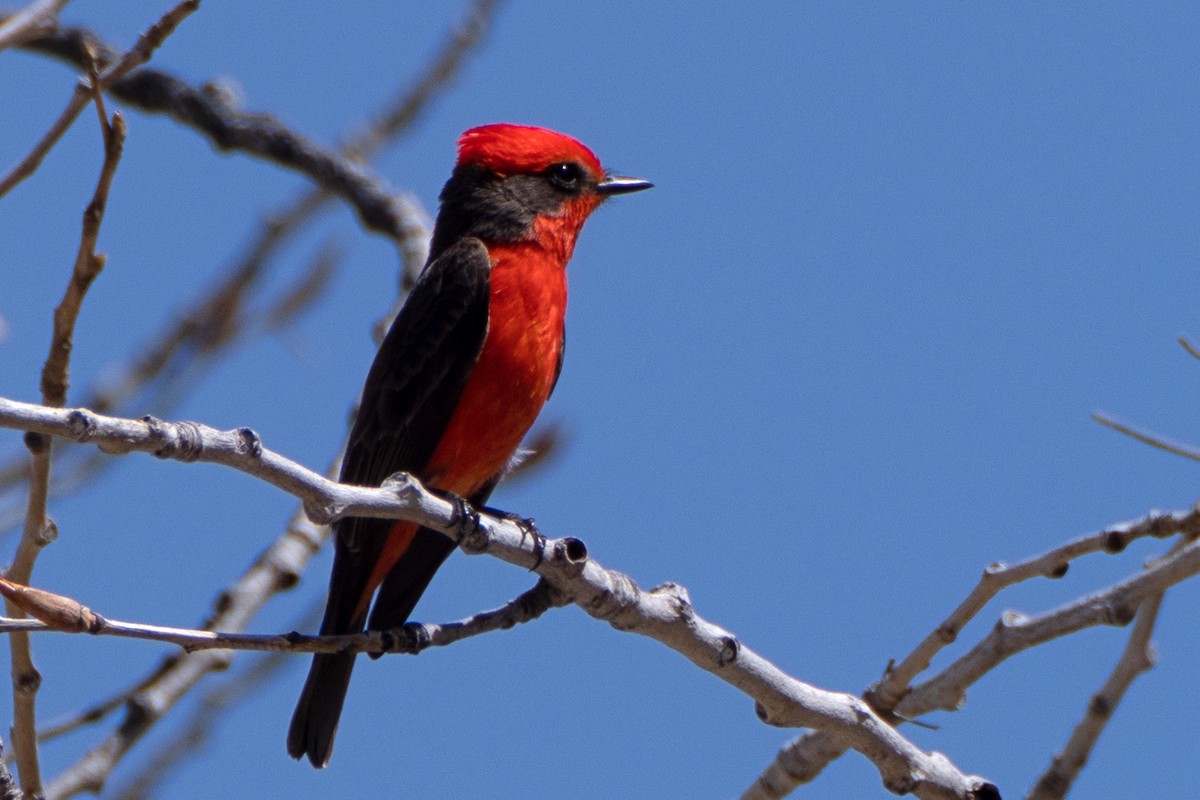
[0, 576, 567, 656]
[741, 506, 1200, 800]
[264, 242, 341, 331]
[0, 232, 345, 535]
[896, 539, 1199, 718]
[0, 397, 997, 800]
[868, 506, 1199, 712]
[13, 0, 498, 253]
[17, 0, 499, 274]
[0, 0, 198, 197]
[344, 0, 501, 160]
[1092, 411, 1200, 462]
[1179, 335, 1200, 361]
[102, 602, 322, 800]
[4, 101, 126, 798]
[40, 482, 332, 799]
[0, 0, 68, 50]
[1026, 592, 1162, 800]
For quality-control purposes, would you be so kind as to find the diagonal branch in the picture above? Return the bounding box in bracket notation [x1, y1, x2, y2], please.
[4, 92, 125, 798]
[0, 0, 69, 50]
[39, 468, 333, 800]
[1092, 411, 1200, 463]
[13, 0, 500, 253]
[739, 506, 1200, 800]
[0, 397, 998, 800]
[1026, 592, 1162, 800]
[0, 0, 198, 197]
[867, 505, 1199, 712]
[895, 542, 1198, 718]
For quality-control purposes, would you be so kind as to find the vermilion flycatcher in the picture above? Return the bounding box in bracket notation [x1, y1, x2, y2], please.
[288, 124, 651, 767]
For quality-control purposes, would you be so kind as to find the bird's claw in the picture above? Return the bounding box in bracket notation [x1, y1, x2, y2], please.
[444, 492, 483, 549]
[491, 509, 546, 570]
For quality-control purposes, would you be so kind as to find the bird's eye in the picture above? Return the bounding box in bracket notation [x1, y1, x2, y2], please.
[547, 162, 583, 190]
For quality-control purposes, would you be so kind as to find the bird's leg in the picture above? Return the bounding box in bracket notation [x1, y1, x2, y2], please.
[482, 506, 547, 570]
[437, 490, 485, 551]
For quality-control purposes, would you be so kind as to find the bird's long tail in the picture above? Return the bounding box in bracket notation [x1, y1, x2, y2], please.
[287, 524, 458, 767]
[287, 651, 356, 768]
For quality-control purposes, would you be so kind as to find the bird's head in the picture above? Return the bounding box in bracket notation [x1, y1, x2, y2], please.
[430, 123, 652, 262]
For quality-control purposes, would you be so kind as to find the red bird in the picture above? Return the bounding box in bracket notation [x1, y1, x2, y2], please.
[288, 124, 651, 767]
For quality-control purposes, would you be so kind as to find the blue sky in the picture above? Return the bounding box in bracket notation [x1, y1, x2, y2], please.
[2, 3, 1200, 798]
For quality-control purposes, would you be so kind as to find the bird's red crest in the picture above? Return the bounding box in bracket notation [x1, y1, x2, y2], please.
[457, 124, 603, 178]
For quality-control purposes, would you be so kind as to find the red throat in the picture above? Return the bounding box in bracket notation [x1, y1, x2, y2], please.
[357, 240, 568, 616]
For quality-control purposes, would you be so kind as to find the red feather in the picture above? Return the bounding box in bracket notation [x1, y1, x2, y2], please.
[457, 123, 603, 178]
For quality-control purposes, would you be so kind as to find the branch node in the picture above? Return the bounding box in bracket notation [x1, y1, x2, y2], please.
[380, 470, 420, 501]
[717, 635, 740, 668]
[390, 623, 430, 654]
[650, 582, 692, 616]
[972, 782, 1002, 800]
[274, 567, 301, 592]
[935, 623, 958, 645]
[999, 610, 1027, 629]
[35, 517, 58, 546]
[22, 430, 50, 455]
[211, 590, 233, 616]
[1107, 601, 1136, 627]
[236, 427, 263, 457]
[557, 537, 588, 564]
[15, 667, 42, 695]
[1104, 531, 1127, 553]
[754, 700, 794, 728]
[140, 416, 204, 461]
[301, 500, 338, 527]
[66, 408, 97, 441]
[882, 769, 917, 795]
[1088, 692, 1113, 718]
[1048, 562, 1070, 579]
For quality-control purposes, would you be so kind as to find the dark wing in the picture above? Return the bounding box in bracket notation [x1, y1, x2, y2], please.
[326, 235, 492, 629]
[288, 237, 491, 767]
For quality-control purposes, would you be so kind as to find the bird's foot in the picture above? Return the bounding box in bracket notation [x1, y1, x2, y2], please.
[484, 507, 547, 570]
[440, 491, 486, 551]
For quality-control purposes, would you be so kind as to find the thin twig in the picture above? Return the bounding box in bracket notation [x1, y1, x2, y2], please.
[38, 440, 338, 799]
[4, 101, 125, 799]
[1, 0, 500, 501]
[1178, 336, 1200, 361]
[0, 0, 68, 50]
[0, 576, 567, 656]
[265, 242, 340, 330]
[103, 600, 324, 800]
[1026, 592, 1162, 800]
[1092, 411, 1200, 462]
[867, 505, 1199, 713]
[0, 0, 198, 198]
[0, 234, 344, 532]
[895, 539, 1199, 718]
[13, 0, 497, 257]
[740, 506, 1200, 800]
[346, 0, 501, 159]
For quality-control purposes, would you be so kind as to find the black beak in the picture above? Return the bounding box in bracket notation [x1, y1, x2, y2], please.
[596, 174, 654, 195]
